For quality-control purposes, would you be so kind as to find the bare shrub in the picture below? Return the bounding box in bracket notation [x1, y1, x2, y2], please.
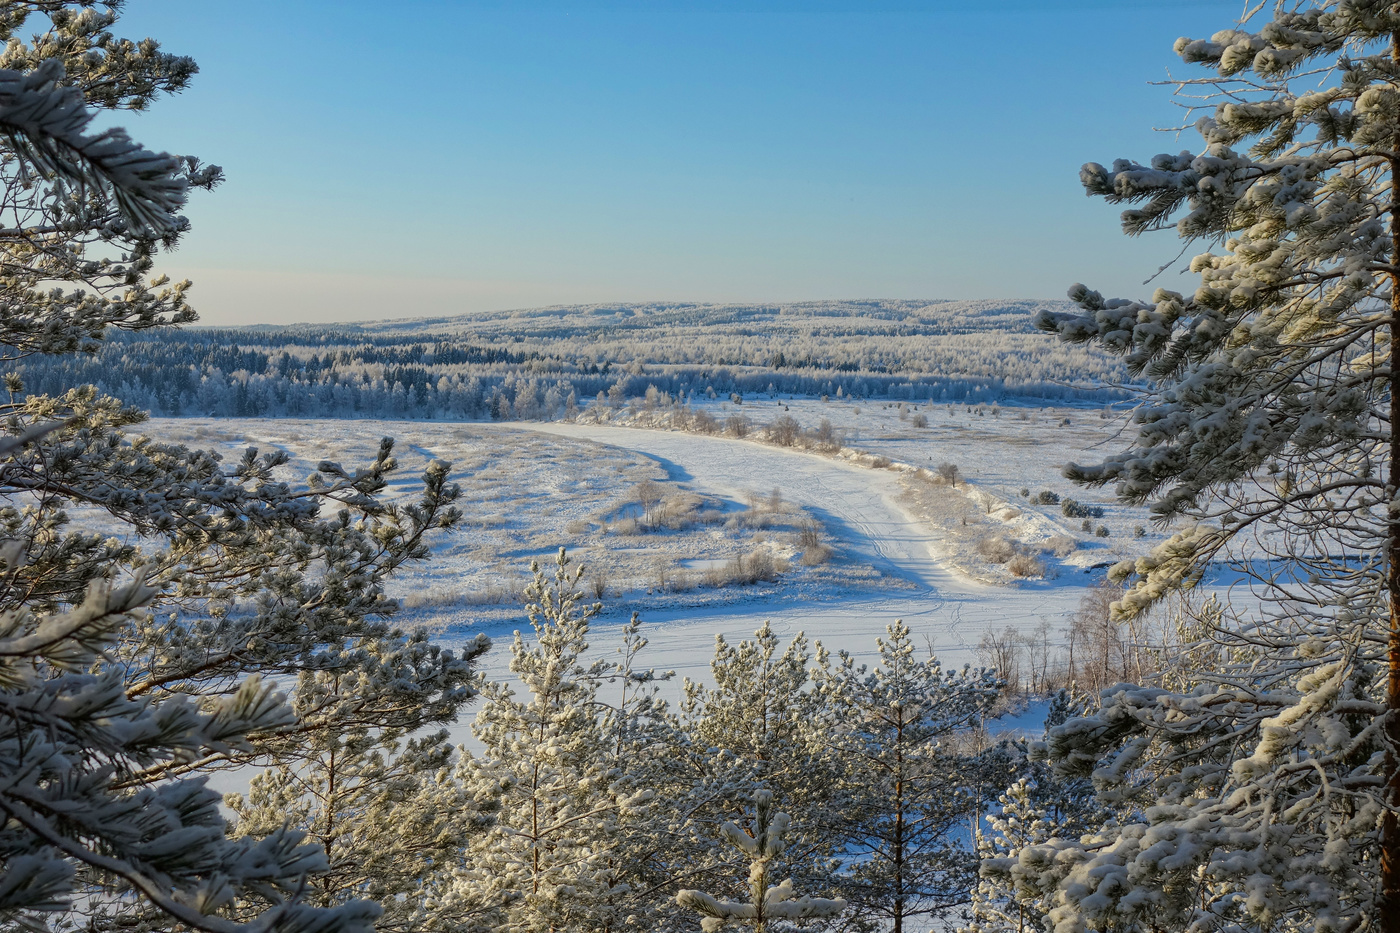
[656, 491, 703, 530]
[731, 550, 783, 583]
[590, 568, 610, 599]
[809, 418, 840, 450]
[796, 518, 831, 565]
[564, 519, 591, 535]
[457, 580, 525, 606]
[767, 414, 801, 446]
[652, 557, 671, 590]
[976, 535, 1015, 564]
[978, 626, 1022, 694]
[611, 518, 639, 536]
[1007, 554, 1045, 578]
[704, 550, 788, 587]
[935, 462, 960, 486]
[693, 409, 719, 434]
[725, 414, 751, 438]
[697, 508, 726, 524]
[400, 586, 464, 609]
[1064, 578, 1153, 693]
[1000, 507, 1022, 520]
[1045, 535, 1078, 557]
[911, 413, 928, 428]
[869, 455, 892, 469]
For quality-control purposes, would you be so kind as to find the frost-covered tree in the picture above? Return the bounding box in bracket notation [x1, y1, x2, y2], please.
[677, 623, 840, 900]
[962, 780, 1066, 933]
[1029, 2, 1400, 929]
[227, 690, 498, 933]
[457, 549, 656, 932]
[675, 789, 846, 933]
[0, 4, 482, 930]
[962, 693, 1102, 933]
[814, 621, 1001, 933]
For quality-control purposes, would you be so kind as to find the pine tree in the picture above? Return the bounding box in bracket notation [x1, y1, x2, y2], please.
[962, 693, 1102, 933]
[1029, 2, 1400, 929]
[814, 620, 1001, 933]
[226, 692, 498, 933]
[457, 549, 655, 932]
[0, 4, 483, 930]
[676, 623, 840, 905]
[962, 780, 1065, 933]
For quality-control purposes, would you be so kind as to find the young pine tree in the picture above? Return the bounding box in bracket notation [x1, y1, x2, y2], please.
[814, 620, 1001, 933]
[675, 789, 846, 933]
[457, 549, 656, 932]
[226, 678, 498, 933]
[962, 692, 1103, 933]
[676, 623, 840, 906]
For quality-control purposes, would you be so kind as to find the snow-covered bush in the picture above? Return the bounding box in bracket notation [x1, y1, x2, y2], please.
[976, 534, 1015, 564]
[1059, 497, 1104, 519]
[1006, 553, 1044, 578]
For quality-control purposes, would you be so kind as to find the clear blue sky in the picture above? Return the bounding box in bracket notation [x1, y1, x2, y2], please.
[113, 0, 1237, 326]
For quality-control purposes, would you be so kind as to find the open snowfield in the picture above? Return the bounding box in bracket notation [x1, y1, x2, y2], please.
[145, 402, 1182, 704]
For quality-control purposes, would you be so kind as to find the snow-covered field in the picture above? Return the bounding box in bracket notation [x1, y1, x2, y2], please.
[146, 401, 1175, 704]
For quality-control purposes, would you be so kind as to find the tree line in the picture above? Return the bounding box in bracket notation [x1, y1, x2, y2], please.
[8, 315, 1127, 421]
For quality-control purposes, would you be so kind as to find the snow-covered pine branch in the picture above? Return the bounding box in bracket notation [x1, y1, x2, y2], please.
[676, 789, 846, 933]
[0, 57, 187, 236]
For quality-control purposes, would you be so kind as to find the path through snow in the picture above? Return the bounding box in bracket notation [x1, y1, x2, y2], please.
[447, 424, 1088, 691]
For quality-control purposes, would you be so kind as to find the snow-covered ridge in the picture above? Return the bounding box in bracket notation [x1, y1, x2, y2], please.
[302, 298, 1073, 338]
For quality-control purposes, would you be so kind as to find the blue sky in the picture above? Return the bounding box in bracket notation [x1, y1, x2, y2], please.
[114, 0, 1237, 325]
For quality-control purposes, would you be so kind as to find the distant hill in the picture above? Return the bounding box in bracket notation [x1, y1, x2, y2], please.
[353, 299, 1054, 338]
[13, 299, 1131, 419]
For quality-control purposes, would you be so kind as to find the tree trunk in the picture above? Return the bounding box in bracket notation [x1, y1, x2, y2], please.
[893, 716, 905, 933]
[1385, 28, 1400, 931]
